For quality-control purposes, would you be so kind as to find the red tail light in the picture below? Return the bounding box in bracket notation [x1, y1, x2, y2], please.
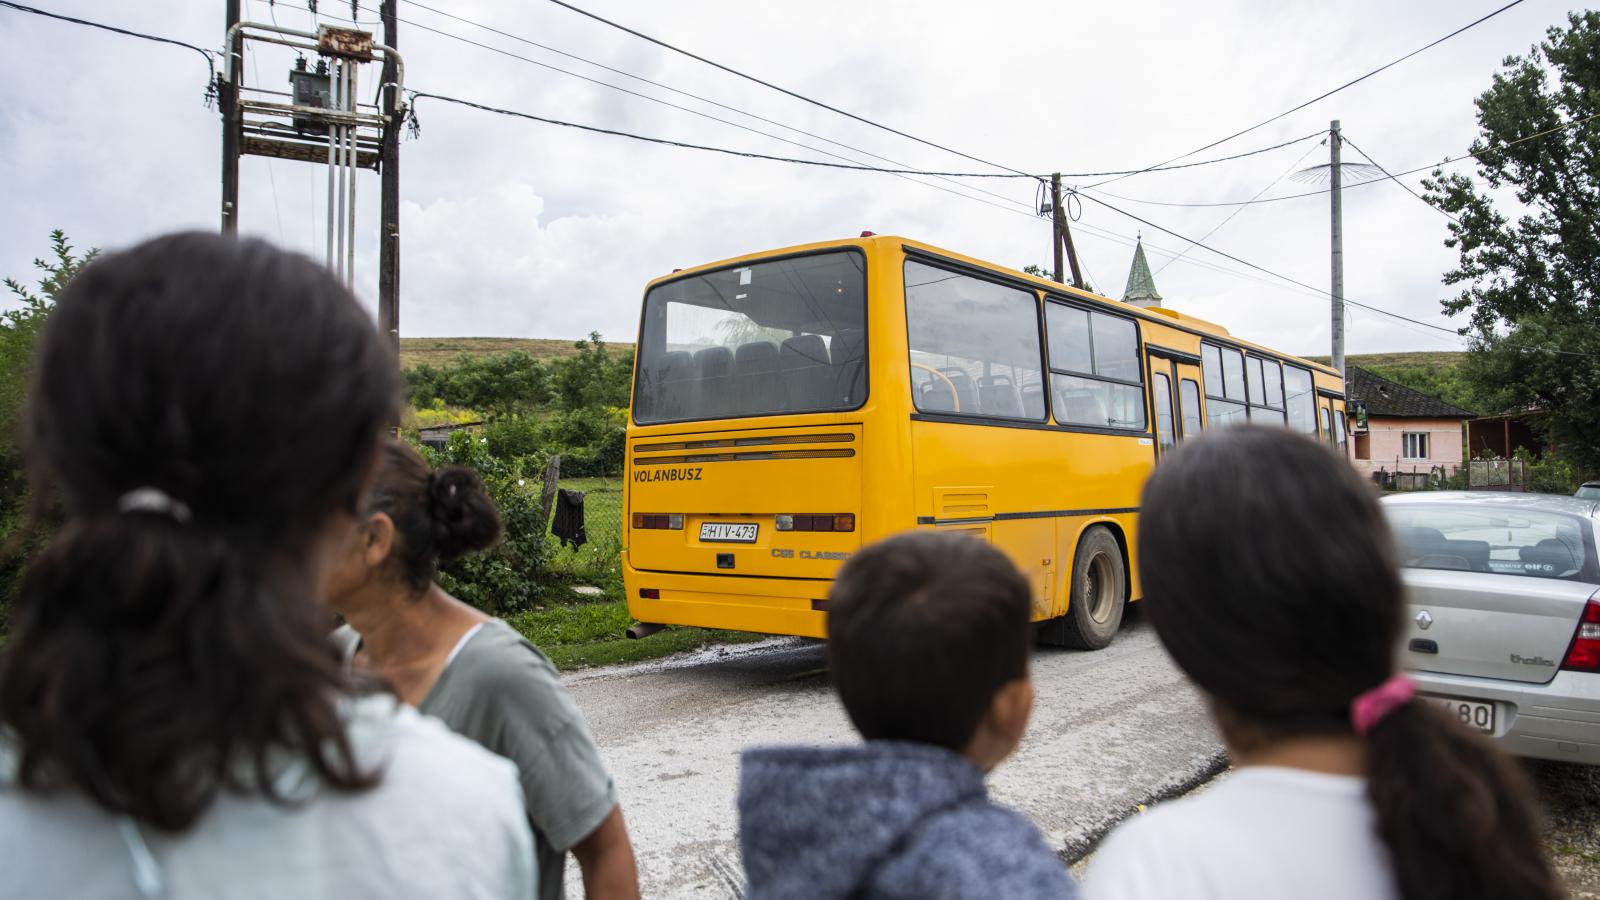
[632, 513, 684, 530]
[1561, 597, 1600, 672]
[774, 513, 856, 532]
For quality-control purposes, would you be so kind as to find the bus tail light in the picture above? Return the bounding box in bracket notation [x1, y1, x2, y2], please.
[639, 588, 661, 600]
[1561, 597, 1600, 672]
[632, 513, 684, 530]
[775, 513, 855, 532]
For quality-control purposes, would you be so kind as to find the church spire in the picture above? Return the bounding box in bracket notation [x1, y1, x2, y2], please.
[1122, 236, 1163, 309]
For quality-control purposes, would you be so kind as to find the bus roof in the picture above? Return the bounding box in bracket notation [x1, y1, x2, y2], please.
[648, 234, 1342, 380]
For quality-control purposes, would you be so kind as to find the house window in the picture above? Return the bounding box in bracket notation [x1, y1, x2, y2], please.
[1402, 432, 1429, 460]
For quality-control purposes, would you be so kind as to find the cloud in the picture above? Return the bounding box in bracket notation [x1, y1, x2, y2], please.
[0, 0, 1561, 357]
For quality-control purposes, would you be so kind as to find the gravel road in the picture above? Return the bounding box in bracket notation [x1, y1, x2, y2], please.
[564, 609, 1223, 897]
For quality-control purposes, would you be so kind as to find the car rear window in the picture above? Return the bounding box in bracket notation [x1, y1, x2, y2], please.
[1385, 504, 1595, 581]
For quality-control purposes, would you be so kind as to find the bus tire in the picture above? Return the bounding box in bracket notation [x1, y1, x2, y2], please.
[1042, 526, 1126, 651]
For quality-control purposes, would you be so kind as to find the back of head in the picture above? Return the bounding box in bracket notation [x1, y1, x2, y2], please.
[367, 439, 502, 593]
[826, 531, 1031, 752]
[0, 232, 398, 832]
[1139, 426, 1561, 900]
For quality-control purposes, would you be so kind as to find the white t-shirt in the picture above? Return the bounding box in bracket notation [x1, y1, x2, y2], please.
[1083, 767, 1401, 900]
[0, 694, 535, 900]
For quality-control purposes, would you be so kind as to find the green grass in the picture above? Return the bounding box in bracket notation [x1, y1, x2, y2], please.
[400, 337, 636, 370]
[503, 600, 767, 670]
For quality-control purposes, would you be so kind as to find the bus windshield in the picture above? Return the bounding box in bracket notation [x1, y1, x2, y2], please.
[633, 250, 868, 425]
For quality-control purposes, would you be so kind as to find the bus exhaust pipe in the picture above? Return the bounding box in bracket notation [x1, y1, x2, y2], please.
[626, 622, 666, 640]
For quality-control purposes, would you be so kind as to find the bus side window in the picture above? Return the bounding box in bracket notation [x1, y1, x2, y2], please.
[1178, 378, 1202, 439]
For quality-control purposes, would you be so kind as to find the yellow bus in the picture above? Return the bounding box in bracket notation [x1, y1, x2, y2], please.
[623, 235, 1349, 649]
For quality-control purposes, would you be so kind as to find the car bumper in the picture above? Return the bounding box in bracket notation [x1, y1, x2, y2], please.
[1409, 668, 1600, 765]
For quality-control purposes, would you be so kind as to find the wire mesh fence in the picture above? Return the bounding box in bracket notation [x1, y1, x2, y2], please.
[544, 474, 625, 592]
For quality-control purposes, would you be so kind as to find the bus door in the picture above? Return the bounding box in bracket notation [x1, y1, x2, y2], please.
[1146, 355, 1178, 459]
[1173, 361, 1204, 442]
[1318, 395, 1336, 448]
[1147, 351, 1204, 457]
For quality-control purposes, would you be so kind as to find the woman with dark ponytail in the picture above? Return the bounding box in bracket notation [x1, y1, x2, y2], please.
[0, 233, 534, 898]
[326, 440, 640, 900]
[1084, 426, 1564, 900]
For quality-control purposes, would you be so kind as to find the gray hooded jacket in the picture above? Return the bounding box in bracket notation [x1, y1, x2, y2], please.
[738, 741, 1077, 900]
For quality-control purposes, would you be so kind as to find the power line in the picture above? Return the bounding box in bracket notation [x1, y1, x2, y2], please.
[1086, 0, 1529, 188]
[1341, 133, 1459, 223]
[1084, 113, 1600, 209]
[1076, 190, 1598, 358]
[1154, 141, 1322, 275]
[539, 0, 1030, 176]
[367, 3, 1038, 215]
[406, 91, 1030, 178]
[402, 90, 1368, 301]
[0, 0, 216, 83]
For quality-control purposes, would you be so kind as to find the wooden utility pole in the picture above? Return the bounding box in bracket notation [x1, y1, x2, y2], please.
[221, 0, 242, 233]
[1329, 119, 1346, 378]
[1050, 175, 1065, 283]
[378, 0, 400, 352]
[1050, 173, 1085, 289]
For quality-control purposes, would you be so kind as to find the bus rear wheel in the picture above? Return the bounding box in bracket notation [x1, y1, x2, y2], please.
[1041, 525, 1126, 650]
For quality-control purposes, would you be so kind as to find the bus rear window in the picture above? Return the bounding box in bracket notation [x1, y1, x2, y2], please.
[633, 251, 868, 425]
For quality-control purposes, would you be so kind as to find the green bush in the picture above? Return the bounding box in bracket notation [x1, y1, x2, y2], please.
[1, 231, 97, 634]
[419, 430, 551, 616]
[406, 350, 551, 416]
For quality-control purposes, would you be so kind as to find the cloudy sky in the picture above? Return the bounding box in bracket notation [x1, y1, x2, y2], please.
[0, 0, 1574, 357]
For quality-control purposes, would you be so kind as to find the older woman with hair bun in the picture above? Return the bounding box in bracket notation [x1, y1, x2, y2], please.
[327, 439, 639, 900]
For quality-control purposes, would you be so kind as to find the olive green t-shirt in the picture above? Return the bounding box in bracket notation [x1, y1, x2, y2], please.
[335, 620, 617, 900]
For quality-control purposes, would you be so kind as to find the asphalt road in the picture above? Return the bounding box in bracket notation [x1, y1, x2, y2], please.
[564, 610, 1225, 897]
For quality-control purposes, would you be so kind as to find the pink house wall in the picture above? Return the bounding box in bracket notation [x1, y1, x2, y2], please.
[1352, 417, 1465, 476]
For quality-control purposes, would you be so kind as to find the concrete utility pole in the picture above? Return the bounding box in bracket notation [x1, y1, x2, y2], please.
[379, 0, 400, 353]
[221, 0, 242, 233]
[1050, 173, 1085, 289]
[1329, 119, 1345, 378]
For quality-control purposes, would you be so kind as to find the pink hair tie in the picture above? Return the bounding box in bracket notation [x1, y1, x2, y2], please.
[1350, 674, 1416, 735]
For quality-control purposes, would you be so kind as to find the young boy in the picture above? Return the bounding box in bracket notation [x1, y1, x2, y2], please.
[738, 531, 1077, 900]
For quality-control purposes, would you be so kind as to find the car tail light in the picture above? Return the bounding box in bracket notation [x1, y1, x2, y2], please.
[1561, 597, 1600, 672]
[774, 513, 856, 532]
[639, 588, 660, 600]
[632, 513, 684, 530]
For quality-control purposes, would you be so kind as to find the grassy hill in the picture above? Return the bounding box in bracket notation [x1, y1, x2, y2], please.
[1301, 350, 1467, 372]
[399, 337, 635, 370]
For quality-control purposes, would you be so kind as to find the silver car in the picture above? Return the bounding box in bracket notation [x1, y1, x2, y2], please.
[1382, 492, 1600, 765]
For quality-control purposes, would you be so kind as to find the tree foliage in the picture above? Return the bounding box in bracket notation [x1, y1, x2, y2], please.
[405, 350, 551, 417]
[1424, 11, 1600, 473]
[549, 332, 633, 412]
[1363, 364, 1481, 417]
[2, 230, 98, 633]
[404, 332, 633, 418]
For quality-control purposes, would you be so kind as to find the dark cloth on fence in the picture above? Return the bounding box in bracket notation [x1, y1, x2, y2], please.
[738, 741, 1077, 900]
[552, 489, 587, 550]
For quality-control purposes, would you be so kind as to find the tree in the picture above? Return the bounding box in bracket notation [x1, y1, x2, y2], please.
[404, 350, 551, 417]
[549, 332, 633, 412]
[2, 230, 98, 632]
[1021, 263, 1095, 295]
[1424, 11, 1600, 473]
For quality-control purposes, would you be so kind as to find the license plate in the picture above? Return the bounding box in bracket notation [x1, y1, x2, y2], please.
[700, 522, 758, 543]
[1422, 694, 1495, 734]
